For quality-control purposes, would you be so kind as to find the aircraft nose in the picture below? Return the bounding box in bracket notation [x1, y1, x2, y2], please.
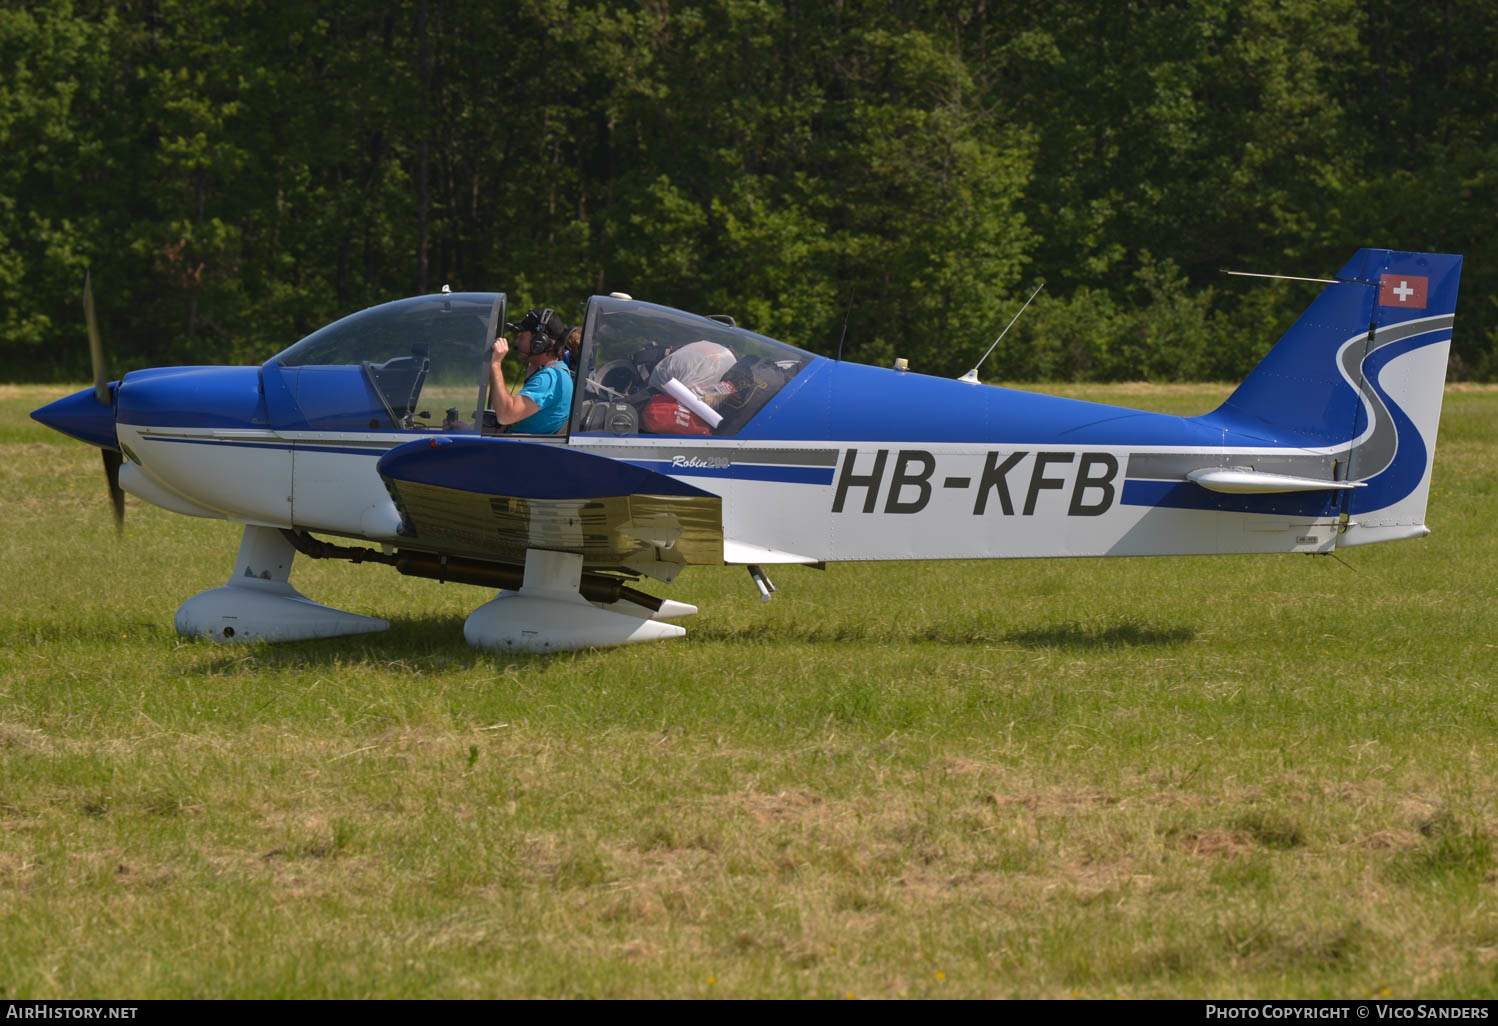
[31, 384, 120, 450]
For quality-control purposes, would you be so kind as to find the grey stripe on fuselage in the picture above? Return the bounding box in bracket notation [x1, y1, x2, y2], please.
[1126, 315, 1452, 485]
[1126, 451, 1340, 482]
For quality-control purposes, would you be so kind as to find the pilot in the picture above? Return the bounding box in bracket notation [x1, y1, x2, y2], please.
[490, 308, 574, 433]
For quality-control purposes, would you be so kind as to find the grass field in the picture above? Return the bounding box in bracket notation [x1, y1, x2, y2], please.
[2, 382, 1495, 999]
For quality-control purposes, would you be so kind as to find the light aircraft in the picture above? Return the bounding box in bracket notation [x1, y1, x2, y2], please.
[32, 248, 1461, 651]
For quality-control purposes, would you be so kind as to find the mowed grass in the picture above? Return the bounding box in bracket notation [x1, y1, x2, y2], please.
[1, 382, 1496, 999]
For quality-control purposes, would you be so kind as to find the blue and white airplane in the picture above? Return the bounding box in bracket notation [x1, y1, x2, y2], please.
[33, 248, 1461, 651]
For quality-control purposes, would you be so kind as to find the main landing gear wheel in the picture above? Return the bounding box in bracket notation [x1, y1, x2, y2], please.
[463, 549, 695, 653]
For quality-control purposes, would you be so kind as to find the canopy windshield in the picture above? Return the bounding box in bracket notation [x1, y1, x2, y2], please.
[273, 293, 502, 432]
[574, 297, 813, 436]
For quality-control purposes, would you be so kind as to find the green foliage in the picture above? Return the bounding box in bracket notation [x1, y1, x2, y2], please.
[1, 0, 1495, 380]
[996, 257, 1223, 381]
[0, 0, 116, 372]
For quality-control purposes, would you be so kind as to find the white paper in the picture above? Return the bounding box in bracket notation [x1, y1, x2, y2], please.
[662, 377, 723, 428]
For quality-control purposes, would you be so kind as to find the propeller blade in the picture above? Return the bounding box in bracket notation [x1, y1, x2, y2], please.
[84, 273, 123, 531]
[84, 271, 109, 405]
[102, 449, 125, 533]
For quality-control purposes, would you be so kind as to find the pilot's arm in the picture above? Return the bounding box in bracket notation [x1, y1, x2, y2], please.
[489, 338, 540, 426]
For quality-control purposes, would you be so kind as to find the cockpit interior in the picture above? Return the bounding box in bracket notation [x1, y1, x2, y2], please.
[269, 292, 812, 438]
[572, 295, 811, 437]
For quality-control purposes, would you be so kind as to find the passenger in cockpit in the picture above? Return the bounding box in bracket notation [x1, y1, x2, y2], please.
[640, 340, 738, 434]
[647, 340, 737, 396]
[490, 308, 574, 434]
[563, 326, 582, 371]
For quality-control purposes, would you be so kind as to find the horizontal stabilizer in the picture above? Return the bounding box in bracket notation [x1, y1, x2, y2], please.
[1186, 467, 1363, 494]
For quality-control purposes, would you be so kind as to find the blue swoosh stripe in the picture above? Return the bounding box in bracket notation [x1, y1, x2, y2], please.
[1348, 332, 1438, 513]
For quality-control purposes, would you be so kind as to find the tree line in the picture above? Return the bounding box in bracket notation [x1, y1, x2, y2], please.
[3, 0, 1494, 383]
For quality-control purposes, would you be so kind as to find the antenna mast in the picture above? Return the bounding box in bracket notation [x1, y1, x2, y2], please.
[959, 280, 1045, 385]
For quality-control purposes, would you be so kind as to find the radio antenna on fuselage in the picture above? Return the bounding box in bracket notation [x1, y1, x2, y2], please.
[834, 289, 855, 362]
[959, 279, 1045, 385]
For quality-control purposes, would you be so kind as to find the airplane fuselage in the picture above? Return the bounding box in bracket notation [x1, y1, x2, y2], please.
[105, 327, 1448, 569]
[32, 249, 1462, 650]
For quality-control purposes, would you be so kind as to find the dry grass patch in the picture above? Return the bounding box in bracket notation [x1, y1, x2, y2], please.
[726, 788, 827, 826]
[1356, 830, 1421, 852]
[0, 722, 52, 751]
[0, 384, 87, 401]
[1170, 829, 1258, 857]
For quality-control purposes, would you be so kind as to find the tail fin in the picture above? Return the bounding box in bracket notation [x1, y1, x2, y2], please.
[1210, 249, 1462, 545]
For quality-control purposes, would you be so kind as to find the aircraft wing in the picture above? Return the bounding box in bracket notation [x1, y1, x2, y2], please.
[376, 437, 723, 578]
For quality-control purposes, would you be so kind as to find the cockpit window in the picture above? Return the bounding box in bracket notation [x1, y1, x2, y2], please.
[274, 293, 501, 431]
[574, 298, 812, 436]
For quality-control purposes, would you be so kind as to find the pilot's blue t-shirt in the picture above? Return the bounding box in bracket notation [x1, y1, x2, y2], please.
[511, 364, 573, 434]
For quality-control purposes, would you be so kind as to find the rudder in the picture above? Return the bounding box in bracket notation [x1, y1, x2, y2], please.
[1208, 249, 1461, 546]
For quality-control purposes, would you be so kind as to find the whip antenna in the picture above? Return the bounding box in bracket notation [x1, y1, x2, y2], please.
[834, 290, 855, 362]
[1221, 269, 1340, 285]
[959, 280, 1045, 385]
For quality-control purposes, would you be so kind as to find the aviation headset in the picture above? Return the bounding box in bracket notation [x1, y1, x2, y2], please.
[508, 308, 569, 358]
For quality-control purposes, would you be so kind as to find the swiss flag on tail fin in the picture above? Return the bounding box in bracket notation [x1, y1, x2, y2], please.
[1379, 274, 1428, 308]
